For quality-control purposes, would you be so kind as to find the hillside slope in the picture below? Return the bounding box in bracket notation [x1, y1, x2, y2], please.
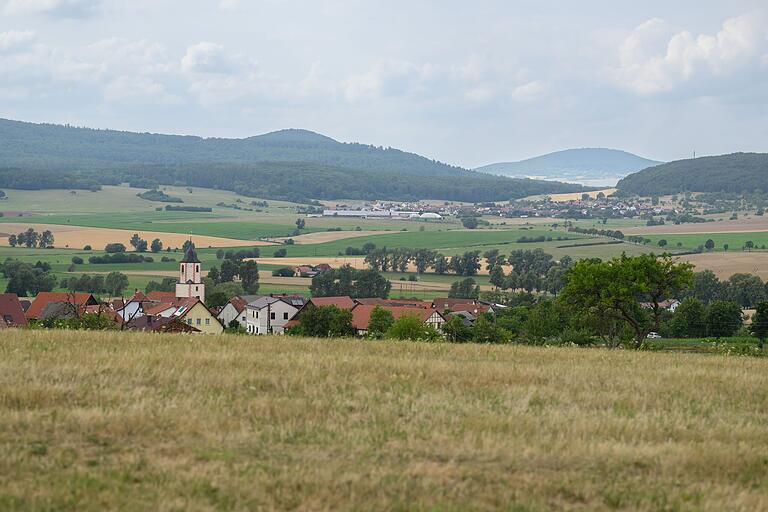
[476, 148, 661, 185]
[0, 119, 463, 177]
[617, 153, 768, 195]
[0, 119, 588, 203]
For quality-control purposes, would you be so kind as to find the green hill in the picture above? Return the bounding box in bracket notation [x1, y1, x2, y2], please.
[617, 153, 768, 195]
[0, 119, 588, 203]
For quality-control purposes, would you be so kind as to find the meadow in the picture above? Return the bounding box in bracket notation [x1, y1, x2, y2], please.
[1, 330, 767, 510]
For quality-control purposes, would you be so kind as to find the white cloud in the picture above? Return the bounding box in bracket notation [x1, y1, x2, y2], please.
[218, 0, 240, 11]
[0, 30, 35, 53]
[181, 42, 241, 75]
[3, 0, 103, 18]
[104, 76, 181, 105]
[616, 13, 767, 94]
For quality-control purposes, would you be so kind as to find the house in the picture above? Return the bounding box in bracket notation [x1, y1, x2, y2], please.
[356, 298, 431, 309]
[0, 293, 28, 327]
[171, 298, 224, 334]
[640, 299, 681, 312]
[145, 291, 177, 303]
[143, 302, 177, 318]
[350, 305, 446, 336]
[432, 298, 480, 311]
[218, 296, 248, 328]
[307, 296, 357, 310]
[116, 290, 149, 321]
[245, 296, 302, 335]
[26, 292, 98, 320]
[128, 316, 201, 333]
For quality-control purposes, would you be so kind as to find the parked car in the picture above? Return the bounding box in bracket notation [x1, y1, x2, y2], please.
[646, 332, 662, 339]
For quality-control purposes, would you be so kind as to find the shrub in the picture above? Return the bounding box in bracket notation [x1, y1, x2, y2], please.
[71, 256, 84, 265]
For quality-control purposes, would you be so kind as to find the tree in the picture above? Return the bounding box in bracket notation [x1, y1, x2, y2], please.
[705, 300, 742, 338]
[744, 240, 755, 251]
[354, 269, 391, 299]
[687, 270, 724, 304]
[274, 248, 287, 257]
[296, 306, 354, 337]
[448, 278, 480, 299]
[39, 230, 54, 248]
[523, 300, 566, 341]
[130, 234, 148, 252]
[71, 256, 84, 265]
[472, 314, 509, 344]
[560, 254, 694, 348]
[704, 239, 715, 251]
[386, 315, 440, 341]
[220, 259, 240, 283]
[207, 266, 221, 284]
[750, 301, 768, 350]
[726, 273, 767, 308]
[239, 260, 260, 294]
[658, 239, 667, 248]
[295, 218, 306, 230]
[21, 228, 38, 248]
[483, 249, 504, 270]
[104, 271, 129, 297]
[413, 249, 437, 274]
[489, 265, 506, 289]
[367, 306, 394, 338]
[105, 243, 126, 253]
[7, 234, 16, 247]
[461, 216, 479, 229]
[433, 254, 448, 274]
[150, 238, 163, 253]
[723, 243, 729, 252]
[442, 315, 472, 343]
[670, 297, 706, 338]
[206, 292, 229, 309]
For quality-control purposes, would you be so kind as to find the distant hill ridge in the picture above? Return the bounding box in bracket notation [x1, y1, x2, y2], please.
[476, 148, 661, 181]
[0, 119, 466, 177]
[0, 118, 588, 203]
[616, 152, 768, 195]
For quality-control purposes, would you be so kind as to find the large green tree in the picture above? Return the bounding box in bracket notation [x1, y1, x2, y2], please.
[560, 254, 693, 348]
[750, 301, 768, 350]
[705, 301, 743, 338]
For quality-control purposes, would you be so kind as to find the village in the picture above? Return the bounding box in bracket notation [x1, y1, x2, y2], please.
[0, 242, 503, 337]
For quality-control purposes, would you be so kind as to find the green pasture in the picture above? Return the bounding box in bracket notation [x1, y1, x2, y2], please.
[641, 232, 768, 252]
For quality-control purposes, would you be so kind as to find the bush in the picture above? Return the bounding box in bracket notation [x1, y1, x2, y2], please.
[104, 243, 126, 253]
[83, 245, 92, 251]
[386, 316, 441, 341]
[71, 256, 84, 265]
[274, 248, 287, 258]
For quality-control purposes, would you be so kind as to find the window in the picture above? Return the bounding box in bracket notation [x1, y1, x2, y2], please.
[270, 312, 276, 320]
[187, 319, 192, 325]
[196, 318, 201, 325]
[205, 319, 210, 325]
[283, 312, 289, 320]
[195, 286, 199, 291]
[255, 311, 259, 318]
[3, 315, 12, 325]
[196, 265, 200, 272]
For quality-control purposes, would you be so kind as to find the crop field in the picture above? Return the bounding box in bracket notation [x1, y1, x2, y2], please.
[1, 331, 767, 510]
[639, 232, 768, 252]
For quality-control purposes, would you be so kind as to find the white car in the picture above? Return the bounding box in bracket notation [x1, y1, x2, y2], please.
[646, 332, 662, 339]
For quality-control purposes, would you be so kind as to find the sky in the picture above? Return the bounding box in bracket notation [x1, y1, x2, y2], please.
[1, 0, 767, 168]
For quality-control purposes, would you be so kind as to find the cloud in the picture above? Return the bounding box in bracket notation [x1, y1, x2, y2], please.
[0, 30, 35, 53]
[2, 0, 103, 18]
[104, 76, 181, 105]
[615, 13, 767, 94]
[181, 41, 241, 75]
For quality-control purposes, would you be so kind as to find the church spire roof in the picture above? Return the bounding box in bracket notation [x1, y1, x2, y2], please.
[181, 242, 200, 263]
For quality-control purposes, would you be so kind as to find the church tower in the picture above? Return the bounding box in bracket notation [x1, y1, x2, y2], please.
[176, 242, 205, 302]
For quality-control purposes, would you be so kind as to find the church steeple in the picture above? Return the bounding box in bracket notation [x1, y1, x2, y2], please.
[176, 240, 205, 302]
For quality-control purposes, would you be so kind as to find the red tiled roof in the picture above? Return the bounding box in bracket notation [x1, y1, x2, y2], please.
[228, 296, 248, 313]
[432, 298, 479, 311]
[84, 305, 122, 324]
[146, 291, 177, 303]
[0, 293, 28, 327]
[131, 290, 148, 302]
[26, 292, 96, 320]
[144, 302, 176, 316]
[356, 298, 431, 308]
[350, 305, 442, 331]
[309, 296, 357, 310]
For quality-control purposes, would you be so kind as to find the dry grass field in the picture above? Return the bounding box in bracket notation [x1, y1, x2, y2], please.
[625, 216, 768, 235]
[525, 188, 617, 202]
[2, 330, 768, 511]
[679, 252, 768, 280]
[0, 223, 262, 250]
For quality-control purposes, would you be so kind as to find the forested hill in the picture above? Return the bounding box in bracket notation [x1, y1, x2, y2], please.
[476, 148, 660, 177]
[0, 119, 588, 203]
[616, 153, 768, 195]
[0, 118, 463, 177]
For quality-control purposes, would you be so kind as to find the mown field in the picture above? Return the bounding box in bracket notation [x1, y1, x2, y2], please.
[1, 331, 767, 510]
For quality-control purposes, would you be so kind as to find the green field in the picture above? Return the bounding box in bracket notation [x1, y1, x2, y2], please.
[641, 232, 768, 252]
[2, 331, 767, 510]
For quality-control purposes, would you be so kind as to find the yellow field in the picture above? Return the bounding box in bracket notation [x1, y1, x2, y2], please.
[2, 330, 767, 510]
[525, 188, 617, 202]
[0, 223, 263, 250]
[679, 252, 768, 279]
[626, 216, 768, 235]
[254, 256, 499, 275]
